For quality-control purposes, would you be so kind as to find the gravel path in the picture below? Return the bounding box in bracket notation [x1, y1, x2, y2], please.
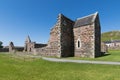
[42, 57, 120, 65]
[4, 53, 120, 65]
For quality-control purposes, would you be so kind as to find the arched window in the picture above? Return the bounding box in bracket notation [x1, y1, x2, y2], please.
[77, 39, 81, 48]
[78, 41, 80, 48]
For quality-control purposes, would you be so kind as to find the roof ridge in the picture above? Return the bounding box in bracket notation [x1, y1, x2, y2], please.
[92, 12, 98, 22]
[77, 12, 98, 20]
[74, 12, 98, 28]
[58, 13, 74, 22]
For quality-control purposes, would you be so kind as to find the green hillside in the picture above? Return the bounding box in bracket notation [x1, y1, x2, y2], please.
[101, 31, 120, 42]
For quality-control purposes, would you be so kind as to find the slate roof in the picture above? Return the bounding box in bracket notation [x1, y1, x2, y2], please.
[74, 12, 98, 28]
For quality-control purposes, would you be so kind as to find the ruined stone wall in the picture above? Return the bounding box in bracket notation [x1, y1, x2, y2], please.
[0, 48, 9, 52]
[14, 47, 24, 51]
[9, 42, 24, 52]
[60, 15, 74, 57]
[33, 47, 58, 56]
[9, 42, 15, 52]
[47, 25, 60, 50]
[101, 42, 108, 53]
[107, 46, 120, 50]
[105, 42, 120, 50]
[74, 24, 95, 58]
[24, 42, 46, 52]
[34, 14, 74, 57]
[34, 44, 47, 48]
[25, 43, 34, 52]
[33, 14, 61, 57]
[33, 24, 60, 57]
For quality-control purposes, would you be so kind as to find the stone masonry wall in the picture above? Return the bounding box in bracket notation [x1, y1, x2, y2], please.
[0, 48, 9, 52]
[34, 44, 47, 48]
[24, 41, 47, 52]
[94, 14, 102, 57]
[47, 24, 60, 50]
[34, 14, 74, 57]
[74, 24, 95, 58]
[33, 14, 61, 57]
[33, 13, 102, 58]
[60, 14, 74, 57]
[33, 47, 58, 56]
[101, 42, 108, 53]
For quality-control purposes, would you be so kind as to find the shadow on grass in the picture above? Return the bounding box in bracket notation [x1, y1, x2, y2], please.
[95, 52, 111, 58]
[103, 53, 111, 56]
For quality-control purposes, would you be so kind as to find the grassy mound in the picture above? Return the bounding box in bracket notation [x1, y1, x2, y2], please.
[101, 31, 120, 41]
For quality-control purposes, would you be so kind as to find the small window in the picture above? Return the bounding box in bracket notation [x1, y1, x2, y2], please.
[78, 41, 80, 48]
[76, 38, 81, 49]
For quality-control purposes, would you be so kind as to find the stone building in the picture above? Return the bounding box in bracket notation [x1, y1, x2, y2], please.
[34, 12, 102, 58]
[9, 42, 15, 52]
[74, 12, 101, 58]
[9, 42, 24, 52]
[104, 40, 120, 50]
[24, 36, 47, 52]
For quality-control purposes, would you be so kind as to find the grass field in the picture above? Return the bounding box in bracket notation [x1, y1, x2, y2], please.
[65, 50, 120, 62]
[0, 51, 120, 80]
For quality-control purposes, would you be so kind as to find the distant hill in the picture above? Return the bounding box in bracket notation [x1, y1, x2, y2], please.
[101, 31, 120, 42]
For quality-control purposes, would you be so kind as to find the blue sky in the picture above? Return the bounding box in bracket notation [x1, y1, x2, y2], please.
[0, 0, 120, 46]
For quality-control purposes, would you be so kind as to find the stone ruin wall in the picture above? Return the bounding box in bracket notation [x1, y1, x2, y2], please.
[25, 42, 35, 52]
[101, 42, 108, 53]
[9, 42, 15, 52]
[24, 40, 47, 52]
[47, 24, 60, 51]
[0, 48, 9, 52]
[34, 44, 47, 48]
[33, 14, 74, 57]
[33, 14, 61, 57]
[33, 26, 60, 57]
[74, 24, 95, 58]
[9, 42, 24, 52]
[107, 46, 120, 50]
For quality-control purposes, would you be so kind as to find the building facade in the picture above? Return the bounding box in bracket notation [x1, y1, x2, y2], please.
[24, 36, 47, 52]
[33, 12, 102, 58]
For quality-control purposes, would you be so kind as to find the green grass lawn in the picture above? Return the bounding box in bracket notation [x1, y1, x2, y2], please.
[64, 50, 120, 62]
[0, 51, 120, 80]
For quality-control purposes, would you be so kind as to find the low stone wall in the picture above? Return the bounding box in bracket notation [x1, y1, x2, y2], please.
[108, 47, 120, 50]
[33, 47, 59, 57]
[0, 48, 9, 52]
[9, 47, 24, 52]
[101, 42, 108, 53]
[15, 47, 24, 51]
[34, 44, 47, 48]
